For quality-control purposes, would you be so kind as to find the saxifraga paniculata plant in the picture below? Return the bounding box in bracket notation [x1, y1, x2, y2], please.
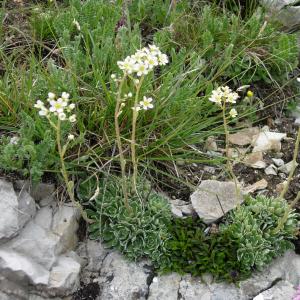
[221, 195, 299, 271]
[84, 177, 172, 263]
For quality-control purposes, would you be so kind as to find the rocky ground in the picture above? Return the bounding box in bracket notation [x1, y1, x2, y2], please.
[0, 178, 299, 300]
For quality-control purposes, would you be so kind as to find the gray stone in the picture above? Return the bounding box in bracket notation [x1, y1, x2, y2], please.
[52, 205, 80, 253]
[265, 164, 278, 175]
[258, 280, 296, 300]
[179, 275, 211, 300]
[86, 240, 110, 272]
[278, 160, 299, 174]
[169, 199, 194, 218]
[0, 249, 50, 285]
[243, 151, 266, 169]
[0, 180, 19, 242]
[17, 190, 36, 229]
[47, 255, 81, 296]
[243, 179, 268, 194]
[252, 130, 286, 153]
[205, 136, 218, 151]
[98, 252, 148, 300]
[210, 283, 242, 300]
[272, 158, 285, 167]
[229, 127, 260, 146]
[148, 273, 182, 300]
[191, 180, 243, 224]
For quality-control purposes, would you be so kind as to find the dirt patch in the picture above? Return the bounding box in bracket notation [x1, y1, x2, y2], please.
[73, 282, 100, 300]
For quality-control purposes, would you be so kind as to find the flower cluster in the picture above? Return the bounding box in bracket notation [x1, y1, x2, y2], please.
[209, 86, 239, 118]
[293, 286, 300, 300]
[34, 92, 76, 122]
[117, 45, 168, 77]
[132, 96, 154, 112]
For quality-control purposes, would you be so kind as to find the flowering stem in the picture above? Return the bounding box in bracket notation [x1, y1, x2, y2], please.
[131, 76, 144, 193]
[55, 120, 93, 223]
[222, 102, 240, 203]
[114, 75, 130, 210]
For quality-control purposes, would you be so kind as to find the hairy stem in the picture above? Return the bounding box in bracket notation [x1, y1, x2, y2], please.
[114, 75, 130, 210]
[222, 102, 240, 203]
[55, 120, 93, 223]
[131, 76, 144, 193]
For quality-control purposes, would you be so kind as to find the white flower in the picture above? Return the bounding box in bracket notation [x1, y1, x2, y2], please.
[48, 92, 55, 100]
[68, 134, 75, 140]
[117, 57, 136, 74]
[149, 44, 160, 55]
[229, 108, 238, 118]
[140, 96, 154, 110]
[111, 74, 116, 79]
[209, 90, 222, 105]
[49, 98, 67, 113]
[134, 62, 149, 77]
[61, 92, 70, 101]
[73, 19, 81, 31]
[68, 103, 75, 110]
[69, 114, 77, 123]
[34, 100, 45, 109]
[58, 112, 66, 121]
[38, 108, 49, 116]
[146, 55, 159, 69]
[134, 79, 140, 85]
[226, 92, 239, 103]
[158, 53, 168, 65]
[297, 77, 300, 83]
[127, 92, 133, 98]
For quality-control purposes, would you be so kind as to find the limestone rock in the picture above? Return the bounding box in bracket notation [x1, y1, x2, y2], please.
[257, 280, 296, 300]
[229, 127, 259, 146]
[243, 151, 266, 169]
[204, 136, 218, 151]
[47, 255, 81, 296]
[0, 180, 36, 243]
[0, 249, 50, 285]
[148, 273, 182, 300]
[265, 164, 278, 175]
[244, 179, 268, 194]
[272, 158, 285, 167]
[0, 181, 19, 242]
[252, 129, 286, 153]
[278, 160, 299, 174]
[98, 252, 149, 300]
[52, 205, 80, 253]
[169, 199, 194, 218]
[179, 275, 211, 300]
[86, 240, 110, 272]
[191, 180, 243, 224]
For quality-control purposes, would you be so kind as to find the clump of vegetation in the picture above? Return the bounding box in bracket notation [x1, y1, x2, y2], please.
[0, 113, 56, 184]
[83, 177, 172, 263]
[158, 216, 251, 282]
[222, 195, 299, 270]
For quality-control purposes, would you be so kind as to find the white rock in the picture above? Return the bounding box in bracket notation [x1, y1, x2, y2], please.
[243, 152, 266, 169]
[47, 255, 81, 295]
[191, 180, 243, 224]
[98, 252, 149, 299]
[52, 205, 80, 253]
[243, 179, 268, 194]
[0, 180, 19, 242]
[272, 158, 285, 167]
[252, 129, 286, 153]
[265, 164, 278, 175]
[205, 136, 218, 151]
[86, 240, 110, 272]
[229, 127, 260, 146]
[148, 273, 181, 300]
[259, 280, 296, 300]
[17, 190, 36, 229]
[3, 220, 60, 270]
[0, 250, 50, 285]
[179, 276, 211, 300]
[278, 160, 299, 174]
[169, 199, 194, 218]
